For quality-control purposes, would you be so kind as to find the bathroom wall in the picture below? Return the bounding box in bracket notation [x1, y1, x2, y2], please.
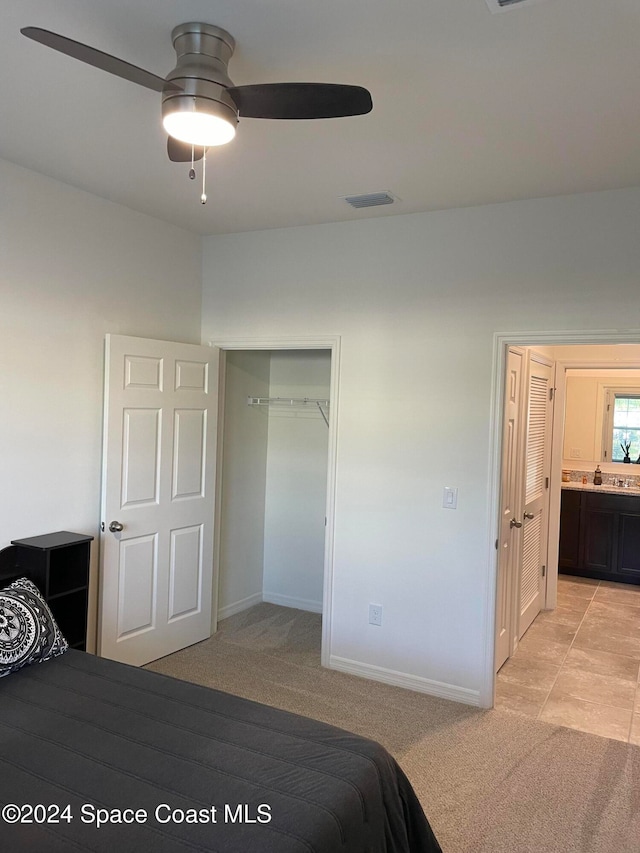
[563, 367, 640, 474]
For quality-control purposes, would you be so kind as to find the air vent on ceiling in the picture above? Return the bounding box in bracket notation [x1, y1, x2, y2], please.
[343, 192, 396, 209]
[485, 0, 549, 12]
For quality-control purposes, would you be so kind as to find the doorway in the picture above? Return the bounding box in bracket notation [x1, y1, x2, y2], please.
[487, 333, 640, 711]
[210, 336, 340, 668]
[495, 346, 554, 673]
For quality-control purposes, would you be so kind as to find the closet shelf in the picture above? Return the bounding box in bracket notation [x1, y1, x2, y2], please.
[247, 396, 330, 427]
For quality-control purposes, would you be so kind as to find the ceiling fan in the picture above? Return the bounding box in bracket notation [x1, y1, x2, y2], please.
[21, 22, 373, 194]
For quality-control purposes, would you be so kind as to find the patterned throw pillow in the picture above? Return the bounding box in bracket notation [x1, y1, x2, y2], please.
[0, 577, 68, 677]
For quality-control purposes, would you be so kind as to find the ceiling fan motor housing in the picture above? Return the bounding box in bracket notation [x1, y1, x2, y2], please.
[162, 22, 239, 132]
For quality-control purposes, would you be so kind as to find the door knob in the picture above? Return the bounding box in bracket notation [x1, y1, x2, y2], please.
[108, 521, 124, 533]
[510, 517, 523, 529]
[523, 512, 535, 520]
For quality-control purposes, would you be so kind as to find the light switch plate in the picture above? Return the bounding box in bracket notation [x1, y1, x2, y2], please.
[443, 487, 458, 509]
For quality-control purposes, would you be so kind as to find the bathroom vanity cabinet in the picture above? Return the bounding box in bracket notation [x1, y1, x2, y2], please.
[559, 487, 640, 584]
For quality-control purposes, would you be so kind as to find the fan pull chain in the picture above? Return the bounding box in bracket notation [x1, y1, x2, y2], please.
[201, 149, 207, 204]
[184, 143, 207, 204]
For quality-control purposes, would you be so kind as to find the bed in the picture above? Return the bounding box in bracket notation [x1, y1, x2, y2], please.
[0, 605, 442, 851]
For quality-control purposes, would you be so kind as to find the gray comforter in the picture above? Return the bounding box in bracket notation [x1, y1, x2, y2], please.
[0, 650, 441, 852]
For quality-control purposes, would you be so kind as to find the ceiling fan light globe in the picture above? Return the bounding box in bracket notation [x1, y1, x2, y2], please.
[163, 111, 236, 147]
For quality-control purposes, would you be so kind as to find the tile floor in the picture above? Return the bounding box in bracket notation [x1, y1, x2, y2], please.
[495, 575, 640, 743]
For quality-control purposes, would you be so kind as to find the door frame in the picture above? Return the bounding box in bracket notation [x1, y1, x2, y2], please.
[482, 329, 640, 708]
[208, 335, 341, 669]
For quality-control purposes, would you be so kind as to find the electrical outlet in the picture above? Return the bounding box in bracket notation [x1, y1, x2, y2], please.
[570, 448, 582, 459]
[369, 604, 383, 626]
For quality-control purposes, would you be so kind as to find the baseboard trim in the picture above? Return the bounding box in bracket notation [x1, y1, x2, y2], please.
[218, 591, 324, 620]
[217, 592, 263, 621]
[262, 591, 323, 614]
[329, 655, 480, 706]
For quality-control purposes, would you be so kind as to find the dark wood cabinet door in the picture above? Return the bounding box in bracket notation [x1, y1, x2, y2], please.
[617, 512, 640, 581]
[580, 507, 616, 572]
[559, 489, 581, 569]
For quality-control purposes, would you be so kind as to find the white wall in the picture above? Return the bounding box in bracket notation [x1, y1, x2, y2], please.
[217, 351, 270, 618]
[0, 158, 202, 651]
[262, 350, 330, 612]
[202, 186, 640, 704]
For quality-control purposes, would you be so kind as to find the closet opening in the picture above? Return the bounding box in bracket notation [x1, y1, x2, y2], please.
[211, 341, 339, 669]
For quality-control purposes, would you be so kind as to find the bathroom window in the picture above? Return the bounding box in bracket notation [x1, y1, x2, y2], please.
[602, 390, 640, 462]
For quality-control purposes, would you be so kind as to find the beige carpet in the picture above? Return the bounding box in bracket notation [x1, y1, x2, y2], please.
[146, 603, 640, 853]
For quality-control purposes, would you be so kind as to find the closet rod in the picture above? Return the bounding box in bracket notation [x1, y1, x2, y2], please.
[247, 396, 330, 407]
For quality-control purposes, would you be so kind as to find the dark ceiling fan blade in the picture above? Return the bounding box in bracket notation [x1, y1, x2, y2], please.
[167, 137, 205, 163]
[226, 82, 372, 119]
[20, 27, 181, 93]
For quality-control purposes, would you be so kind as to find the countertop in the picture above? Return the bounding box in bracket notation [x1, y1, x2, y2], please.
[562, 481, 640, 495]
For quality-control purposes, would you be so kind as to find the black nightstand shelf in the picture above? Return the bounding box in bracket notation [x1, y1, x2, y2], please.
[6, 531, 93, 650]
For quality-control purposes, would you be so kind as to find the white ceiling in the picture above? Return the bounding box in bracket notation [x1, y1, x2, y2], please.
[3, 0, 639, 235]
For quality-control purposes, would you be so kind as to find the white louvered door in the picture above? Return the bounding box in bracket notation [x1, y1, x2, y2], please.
[495, 348, 525, 672]
[518, 358, 554, 639]
[99, 335, 219, 666]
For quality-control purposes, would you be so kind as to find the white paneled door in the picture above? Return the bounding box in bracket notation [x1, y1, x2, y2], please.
[99, 335, 219, 665]
[495, 348, 524, 672]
